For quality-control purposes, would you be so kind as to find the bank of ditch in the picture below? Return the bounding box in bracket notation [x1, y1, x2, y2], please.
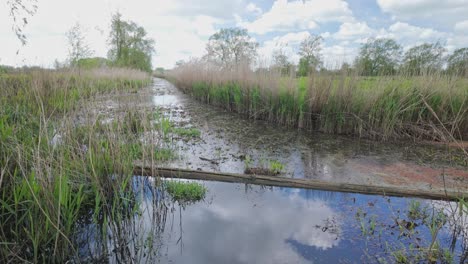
[169, 64, 468, 144]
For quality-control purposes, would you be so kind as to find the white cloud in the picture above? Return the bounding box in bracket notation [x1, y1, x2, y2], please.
[333, 21, 373, 40]
[2, 0, 466, 69]
[238, 0, 353, 35]
[375, 22, 448, 48]
[377, 0, 468, 26]
[246, 3, 263, 15]
[322, 44, 355, 68]
[0, 0, 226, 69]
[257, 31, 312, 65]
[158, 182, 342, 263]
[389, 22, 446, 39]
[454, 20, 468, 32]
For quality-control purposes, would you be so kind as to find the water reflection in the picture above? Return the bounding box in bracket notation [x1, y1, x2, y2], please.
[152, 94, 179, 106]
[159, 181, 343, 264]
[76, 177, 467, 263]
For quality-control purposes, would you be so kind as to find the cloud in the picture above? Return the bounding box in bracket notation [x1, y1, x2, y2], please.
[257, 31, 312, 65]
[0, 0, 227, 69]
[246, 2, 263, 15]
[322, 44, 356, 67]
[333, 21, 373, 40]
[156, 182, 342, 263]
[454, 20, 468, 32]
[238, 0, 353, 35]
[376, 0, 468, 26]
[2, 0, 466, 69]
[376, 22, 448, 48]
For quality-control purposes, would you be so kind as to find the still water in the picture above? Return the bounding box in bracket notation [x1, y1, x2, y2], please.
[77, 178, 467, 263]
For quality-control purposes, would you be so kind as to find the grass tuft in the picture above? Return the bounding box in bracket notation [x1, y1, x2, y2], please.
[165, 181, 207, 203]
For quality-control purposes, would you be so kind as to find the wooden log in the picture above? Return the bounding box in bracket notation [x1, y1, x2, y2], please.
[133, 166, 467, 201]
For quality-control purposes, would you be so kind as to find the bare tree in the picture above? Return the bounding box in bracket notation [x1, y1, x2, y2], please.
[66, 23, 94, 67]
[272, 48, 293, 76]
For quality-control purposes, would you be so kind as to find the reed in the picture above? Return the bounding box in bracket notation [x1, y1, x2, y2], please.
[0, 68, 170, 262]
[170, 62, 468, 141]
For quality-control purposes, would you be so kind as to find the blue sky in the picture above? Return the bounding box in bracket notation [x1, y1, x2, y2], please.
[0, 0, 467, 69]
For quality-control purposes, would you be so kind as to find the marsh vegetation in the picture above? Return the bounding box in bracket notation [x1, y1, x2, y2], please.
[0, 67, 201, 262]
[1, 3, 467, 262]
[170, 28, 468, 145]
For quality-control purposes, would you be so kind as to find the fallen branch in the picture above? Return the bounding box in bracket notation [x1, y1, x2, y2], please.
[133, 166, 467, 201]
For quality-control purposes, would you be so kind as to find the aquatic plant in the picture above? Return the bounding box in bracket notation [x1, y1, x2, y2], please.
[355, 198, 467, 263]
[269, 160, 285, 174]
[172, 127, 201, 138]
[244, 156, 285, 176]
[165, 181, 207, 203]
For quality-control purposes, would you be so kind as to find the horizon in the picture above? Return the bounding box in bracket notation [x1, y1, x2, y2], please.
[1, 0, 467, 69]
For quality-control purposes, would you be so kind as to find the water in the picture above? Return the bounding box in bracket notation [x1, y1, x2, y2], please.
[77, 78, 468, 262]
[77, 178, 467, 263]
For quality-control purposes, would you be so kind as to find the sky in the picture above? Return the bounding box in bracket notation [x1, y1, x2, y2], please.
[0, 0, 467, 69]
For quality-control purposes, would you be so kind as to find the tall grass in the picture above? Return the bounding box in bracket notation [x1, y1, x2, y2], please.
[0, 68, 170, 262]
[170, 62, 468, 141]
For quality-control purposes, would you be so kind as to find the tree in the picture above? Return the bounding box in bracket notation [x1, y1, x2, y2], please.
[108, 12, 155, 72]
[7, 0, 38, 45]
[206, 28, 258, 69]
[272, 48, 293, 75]
[297, 35, 322, 76]
[447, 47, 468, 77]
[355, 38, 402, 76]
[175, 60, 185, 68]
[66, 23, 94, 67]
[340, 62, 353, 74]
[76, 57, 110, 69]
[402, 42, 446, 75]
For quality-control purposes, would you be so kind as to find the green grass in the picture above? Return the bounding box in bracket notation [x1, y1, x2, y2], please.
[172, 127, 201, 138]
[269, 160, 285, 174]
[165, 181, 207, 203]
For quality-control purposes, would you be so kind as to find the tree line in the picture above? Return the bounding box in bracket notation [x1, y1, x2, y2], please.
[185, 27, 468, 77]
[354, 39, 467, 76]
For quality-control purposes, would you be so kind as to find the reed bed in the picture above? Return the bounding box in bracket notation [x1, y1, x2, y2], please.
[0, 68, 170, 262]
[170, 62, 468, 141]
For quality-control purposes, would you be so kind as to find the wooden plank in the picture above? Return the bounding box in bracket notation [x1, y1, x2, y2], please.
[133, 166, 467, 201]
